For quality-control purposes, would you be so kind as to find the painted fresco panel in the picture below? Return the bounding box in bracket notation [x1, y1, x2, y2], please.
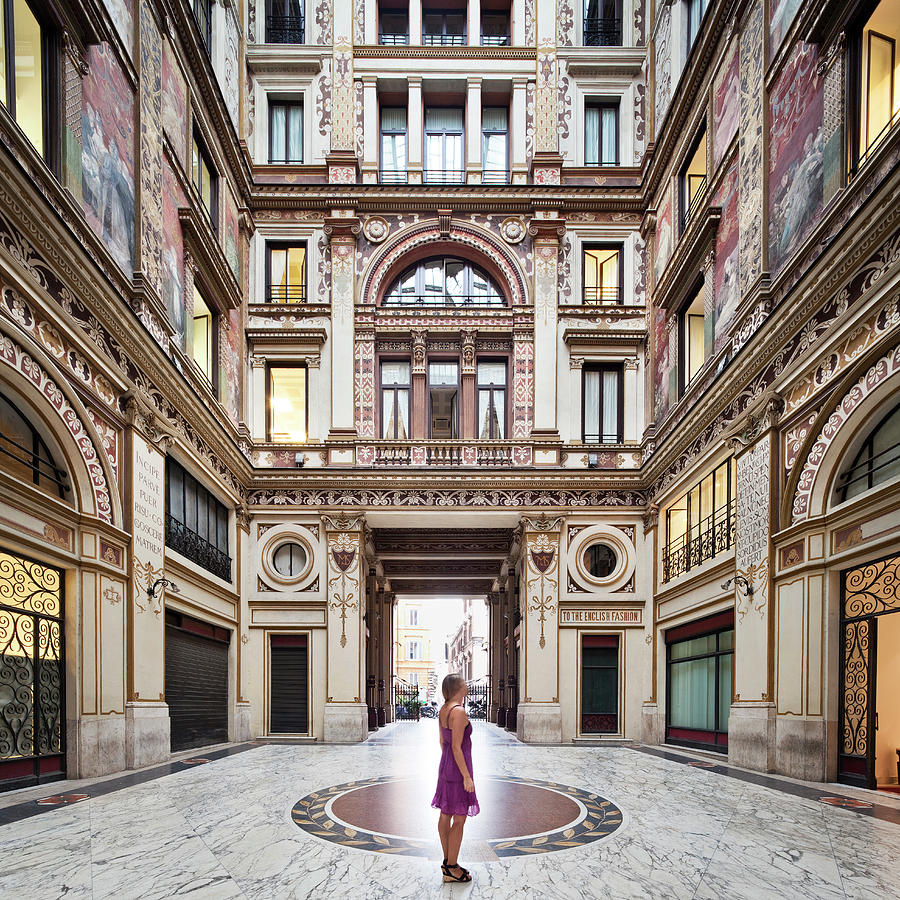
[769, 42, 824, 275]
[162, 160, 186, 338]
[770, 0, 802, 57]
[713, 163, 739, 349]
[713, 44, 739, 170]
[652, 308, 671, 420]
[223, 10, 240, 128]
[654, 5, 672, 137]
[81, 43, 135, 275]
[162, 41, 187, 163]
[222, 310, 241, 423]
[225, 188, 240, 279]
[104, 0, 133, 53]
[654, 185, 673, 285]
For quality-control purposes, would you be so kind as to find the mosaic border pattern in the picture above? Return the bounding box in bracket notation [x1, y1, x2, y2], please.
[290, 775, 624, 859]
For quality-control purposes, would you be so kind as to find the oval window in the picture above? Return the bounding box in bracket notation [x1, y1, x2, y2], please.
[273, 542, 308, 578]
[584, 543, 617, 579]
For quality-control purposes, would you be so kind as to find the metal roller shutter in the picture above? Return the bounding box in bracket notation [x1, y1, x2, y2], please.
[165, 612, 229, 752]
[270, 635, 308, 733]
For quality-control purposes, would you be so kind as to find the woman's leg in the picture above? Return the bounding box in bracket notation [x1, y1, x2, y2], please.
[437, 813, 451, 861]
[447, 814, 467, 866]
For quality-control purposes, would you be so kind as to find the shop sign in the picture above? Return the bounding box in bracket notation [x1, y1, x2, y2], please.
[559, 608, 643, 626]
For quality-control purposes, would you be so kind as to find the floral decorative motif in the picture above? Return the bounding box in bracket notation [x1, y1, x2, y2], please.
[500, 217, 526, 244]
[363, 216, 390, 243]
[327, 530, 360, 648]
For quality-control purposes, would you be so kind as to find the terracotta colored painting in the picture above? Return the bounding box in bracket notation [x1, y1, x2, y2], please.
[162, 40, 187, 163]
[770, 0, 803, 57]
[713, 163, 739, 349]
[162, 160, 187, 338]
[769, 42, 824, 275]
[225, 189, 240, 279]
[222, 308, 242, 423]
[654, 186, 673, 286]
[81, 43, 135, 275]
[713, 45, 739, 169]
[653, 308, 671, 420]
[103, 0, 133, 54]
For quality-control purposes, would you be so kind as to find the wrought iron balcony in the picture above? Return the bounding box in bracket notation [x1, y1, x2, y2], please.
[662, 502, 735, 582]
[584, 17, 622, 46]
[165, 515, 232, 582]
[482, 168, 510, 184]
[266, 14, 305, 44]
[379, 32, 409, 45]
[582, 286, 622, 304]
[381, 292, 506, 308]
[481, 33, 510, 46]
[265, 283, 307, 303]
[423, 32, 466, 45]
[380, 169, 409, 184]
[423, 168, 466, 184]
[357, 441, 533, 467]
[682, 176, 708, 228]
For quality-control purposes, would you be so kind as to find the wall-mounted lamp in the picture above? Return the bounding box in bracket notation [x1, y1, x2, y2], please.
[147, 577, 181, 601]
[722, 575, 753, 597]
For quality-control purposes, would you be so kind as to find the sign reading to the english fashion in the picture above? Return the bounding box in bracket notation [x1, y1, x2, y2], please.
[559, 608, 643, 626]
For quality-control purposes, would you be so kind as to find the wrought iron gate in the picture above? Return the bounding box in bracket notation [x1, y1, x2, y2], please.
[839, 553, 900, 789]
[394, 679, 420, 720]
[0, 549, 65, 791]
[466, 680, 488, 719]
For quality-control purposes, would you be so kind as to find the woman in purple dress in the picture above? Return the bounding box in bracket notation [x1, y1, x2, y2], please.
[432, 673, 479, 883]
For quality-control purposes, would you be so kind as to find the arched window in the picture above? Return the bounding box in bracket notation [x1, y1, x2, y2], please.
[0, 392, 70, 500]
[837, 402, 900, 502]
[382, 257, 505, 307]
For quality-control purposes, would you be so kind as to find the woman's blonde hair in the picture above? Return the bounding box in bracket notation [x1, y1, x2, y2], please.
[441, 673, 466, 701]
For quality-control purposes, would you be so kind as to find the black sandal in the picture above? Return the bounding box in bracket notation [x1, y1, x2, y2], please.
[443, 864, 472, 883]
[442, 859, 469, 877]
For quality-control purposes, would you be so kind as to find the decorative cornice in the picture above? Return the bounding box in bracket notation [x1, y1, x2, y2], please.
[178, 207, 243, 312]
[353, 45, 537, 60]
[654, 207, 722, 311]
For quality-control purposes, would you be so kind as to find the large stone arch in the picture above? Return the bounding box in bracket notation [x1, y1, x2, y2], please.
[0, 323, 118, 525]
[360, 219, 529, 308]
[787, 342, 900, 525]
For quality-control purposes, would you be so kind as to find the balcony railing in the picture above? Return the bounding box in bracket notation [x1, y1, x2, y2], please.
[682, 176, 707, 228]
[582, 286, 622, 304]
[583, 432, 624, 445]
[481, 33, 510, 46]
[852, 108, 900, 180]
[266, 14, 305, 43]
[379, 32, 409, 45]
[584, 17, 622, 46]
[380, 169, 409, 184]
[662, 501, 735, 582]
[266, 283, 307, 303]
[424, 169, 466, 184]
[482, 168, 510, 184]
[423, 32, 466, 45]
[371, 442, 515, 466]
[165, 515, 232, 582]
[381, 293, 506, 308]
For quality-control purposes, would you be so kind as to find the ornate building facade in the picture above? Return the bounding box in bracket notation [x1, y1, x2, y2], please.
[0, 0, 898, 792]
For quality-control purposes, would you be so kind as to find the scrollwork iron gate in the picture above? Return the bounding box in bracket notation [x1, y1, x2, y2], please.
[0, 549, 65, 791]
[839, 553, 900, 789]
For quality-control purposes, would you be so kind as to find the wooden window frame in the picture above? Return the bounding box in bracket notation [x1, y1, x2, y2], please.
[584, 99, 620, 166]
[581, 243, 624, 304]
[476, 358, 508, 440]
[265, 362, 309, 444]
[379, 357, 412, 440]
[581, 362, 624, 444]
[191, 281, 219, 394]
[268, 98, 304, 164]
[265, 241, 307, 303]
[677, 279, 706, 396]
[427, 356, 460, 439]
[191, 129, 218, 229]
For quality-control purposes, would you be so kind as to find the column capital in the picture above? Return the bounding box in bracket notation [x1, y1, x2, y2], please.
[323, 215, 361, 240]
[528, 217, 566, 242]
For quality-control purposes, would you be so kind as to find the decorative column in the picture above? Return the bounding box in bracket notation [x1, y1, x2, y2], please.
[377, 583, 388, 725]
[517, 515, 562, 743]
[408, 76, 423, 183]
[323, 513, 368, 741]
[511, 77, 529, 184]
[411, 329, 427, 438]
[529, 218, 565, 438]
[461, 330, 477, 439]
[623, 357, 640, 442]
[328, 1, 358, 183]
[531, 0, 563, 183]
[124, 394, 172, 768]
[366, 566, 378, 730]
[234, 503, 252, 742]
[325, 216, 360, 438]
[702, 249, 716, 359]
[384, 591, 396, 721]
[361, 75, 379, 183]
[409, 0, 423, 44]
[727, 398, 782, 771]
[506, 565, 520, 730]
[466, 77, 483, 183]
[468, 0, 481, 46]
[488, 591, 502, 721]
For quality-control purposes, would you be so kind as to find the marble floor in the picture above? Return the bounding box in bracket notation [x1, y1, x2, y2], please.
[1, 722, 899, 899]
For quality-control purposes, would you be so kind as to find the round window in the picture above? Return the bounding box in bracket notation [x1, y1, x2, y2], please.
[272, 542, 308, 578]
[584, 543, 617, 579]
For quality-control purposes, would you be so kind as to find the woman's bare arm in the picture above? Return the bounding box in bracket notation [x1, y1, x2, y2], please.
[449, 707, 474, 792]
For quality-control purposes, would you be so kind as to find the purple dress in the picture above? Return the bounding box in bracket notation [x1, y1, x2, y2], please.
[431, 706, 480, 817]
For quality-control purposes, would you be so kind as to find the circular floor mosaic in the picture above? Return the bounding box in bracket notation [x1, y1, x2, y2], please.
[291, 775, 623, 858]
